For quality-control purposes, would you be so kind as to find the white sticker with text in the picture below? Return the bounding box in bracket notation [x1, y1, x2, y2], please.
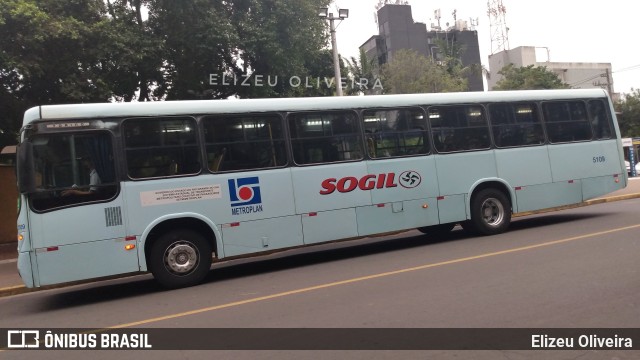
[140, 185, 221, 206]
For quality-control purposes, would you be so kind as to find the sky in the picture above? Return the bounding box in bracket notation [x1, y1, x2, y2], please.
[329, 0, 640, 94]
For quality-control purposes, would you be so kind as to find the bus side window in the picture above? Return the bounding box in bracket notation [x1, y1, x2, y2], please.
[489, 103, 544, 147]
[430, 105, 490, 153]
[543, 101, 593, 143]
[588, 99, 613, 139]
[288, 111, 363, 165]
[124, 117, 200, 179]
[202, 115, 286, 172]
[361, 108, 429, 158]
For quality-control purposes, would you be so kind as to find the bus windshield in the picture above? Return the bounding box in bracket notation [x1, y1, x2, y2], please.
[27, 132, 118, 212]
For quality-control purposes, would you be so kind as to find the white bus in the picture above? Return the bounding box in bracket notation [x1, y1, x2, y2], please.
[15, 89, 626, 289]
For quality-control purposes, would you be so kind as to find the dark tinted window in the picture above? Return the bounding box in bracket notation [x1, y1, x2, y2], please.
[588, 99, 613, 139]
[202, 115, 287, 172]
[543, 101, 592, 143]
[429, 105, 490, 152]
[489, 103, 544, 147]
[289, 111, 363, 165]
[362, 108, 429, 158]
[124, 117, 200, 179]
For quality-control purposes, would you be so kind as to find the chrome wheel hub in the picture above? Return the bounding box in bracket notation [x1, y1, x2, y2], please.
[164, 241, 199, 275]
[481, 197, 504, 226]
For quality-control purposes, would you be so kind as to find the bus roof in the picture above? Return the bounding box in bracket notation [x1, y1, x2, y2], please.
[23, 89, 609, 125]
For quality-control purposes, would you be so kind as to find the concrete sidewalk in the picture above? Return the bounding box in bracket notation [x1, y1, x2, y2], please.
[1, 177, 640, 297]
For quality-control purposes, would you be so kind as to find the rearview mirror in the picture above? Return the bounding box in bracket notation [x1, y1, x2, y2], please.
[16, 142, 36, 194]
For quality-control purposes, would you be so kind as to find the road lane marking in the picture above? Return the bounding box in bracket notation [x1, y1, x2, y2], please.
[107, 223, 640, 329]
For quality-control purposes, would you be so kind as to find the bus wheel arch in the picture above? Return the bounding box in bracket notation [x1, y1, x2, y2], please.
[143, 217, 217, 288]
[465, 181, 513, 236]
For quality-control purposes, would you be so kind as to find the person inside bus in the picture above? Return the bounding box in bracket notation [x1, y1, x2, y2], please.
[62, 157, 101, 196]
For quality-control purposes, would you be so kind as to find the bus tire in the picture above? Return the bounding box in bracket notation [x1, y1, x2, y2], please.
[469, 188, 511, 235]
[418, 223, 455, 236]
[148, 229, 212, 289]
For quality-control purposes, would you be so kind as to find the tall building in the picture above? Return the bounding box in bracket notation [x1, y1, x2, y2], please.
[488, 46, 615, 96]
[360, 4, 484, 92]
[425, 29, 483, 92]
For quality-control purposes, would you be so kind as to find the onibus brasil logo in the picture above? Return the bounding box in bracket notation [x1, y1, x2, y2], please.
[228, 176, 263, 215]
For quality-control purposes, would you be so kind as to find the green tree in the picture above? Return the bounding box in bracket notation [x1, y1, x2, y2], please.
[0, 88, 22, 147]
[0, 0, 115, 103]
[493, 64, 569, 90]
[433, 37, 486, 89]
[148, 0, 238, 100]
[146, 0, 333, 99]
[298, 49, 338, 97]
[0, 0, 115, 148]
[229, 0, 333, 98]
[0, 0, 337, 149]
[345, 48, 380, 95]
[103, 0, 166, 101]
[615, 88, 640, 137]
[380, 49, 467, 94]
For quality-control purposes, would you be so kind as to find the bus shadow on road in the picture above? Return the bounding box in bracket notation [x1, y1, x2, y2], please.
[203, 212, 606, 284]
[35, 276, 160, 311]
[39, 230, 463, 310]
[509, 212, 608, 232]
[38, 212, 607, 309]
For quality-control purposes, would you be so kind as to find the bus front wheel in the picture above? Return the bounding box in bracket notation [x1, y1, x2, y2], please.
[469, 188, 511, 235]
[148, 229, 212, 289]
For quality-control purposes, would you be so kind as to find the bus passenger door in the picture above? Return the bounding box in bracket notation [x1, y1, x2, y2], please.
[358, 108, 440, 235]
[291, 162, 370, 244]
[288, 111, 370, 244]
[361, 156, 440, 236]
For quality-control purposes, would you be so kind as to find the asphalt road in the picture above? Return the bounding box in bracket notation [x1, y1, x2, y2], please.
[1, 198, 640, 359]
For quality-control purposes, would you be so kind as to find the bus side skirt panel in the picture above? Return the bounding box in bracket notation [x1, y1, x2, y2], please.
[35, 238, 139, 286]
[515, 180, 582, 213]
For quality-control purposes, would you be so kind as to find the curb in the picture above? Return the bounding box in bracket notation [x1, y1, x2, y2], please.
[1, 192, 639, 298]
[0, 285, 38, 297]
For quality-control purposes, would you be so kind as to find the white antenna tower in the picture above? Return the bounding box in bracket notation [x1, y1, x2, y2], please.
[434, 9, 441, 29]
[487, 0, 510, 54]
[469, 17, 479, 31]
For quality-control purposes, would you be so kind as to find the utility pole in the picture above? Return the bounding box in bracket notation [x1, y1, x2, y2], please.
[319, 7, 349, 96]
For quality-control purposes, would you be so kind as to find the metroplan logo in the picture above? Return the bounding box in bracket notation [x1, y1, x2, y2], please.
[228, 177, 263, 215]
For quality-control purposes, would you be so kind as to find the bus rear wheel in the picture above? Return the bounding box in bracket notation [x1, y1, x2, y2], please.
[469, 188, 511, 235]
[148, 229, 212, 289]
